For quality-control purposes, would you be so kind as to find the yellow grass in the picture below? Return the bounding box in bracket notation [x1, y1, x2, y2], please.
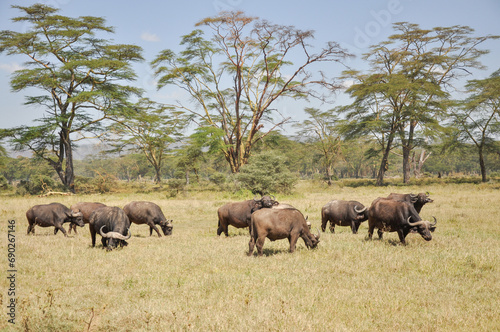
[1, 182, 499, 331]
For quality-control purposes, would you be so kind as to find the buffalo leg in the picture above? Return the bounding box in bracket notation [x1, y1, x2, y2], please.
[321, 217, 328, 232]
[90, 228, 96, 247]
[27, 224, 35, 235]
[289, 234, 299, 253]
[397, 230, 407, 245]
[217, 222, 228, 237]
[377, 229, 383, 240]
[101, 237, 107, 248]
[256, 237, 266, 256]
[368, 224, 375, 240]
[55, 225, 68, 237]
[150, 224, 162, 237]
[351, 221, 357, 234]
[248, 237, 256, 256]
[329, 223, 335, 233]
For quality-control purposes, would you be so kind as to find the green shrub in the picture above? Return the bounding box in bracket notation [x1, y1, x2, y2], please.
[16, 175, 61, 195]
[237, 152, 298, 195]
[167, 178, 185, 197]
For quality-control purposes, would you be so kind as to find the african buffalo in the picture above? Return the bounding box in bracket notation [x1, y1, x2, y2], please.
[26, 203, 83, 237]
[321, 200, 368, 234]
[368, 198, 437, 245]
[217, 195, 279, 236]
[272, 203, 311, 229]
[69, 202, 107, 234]
[123, 201, 173, 237]
[248, 208, 320, 256]
[89, 206, 131, 250]
[386, 192, 433, 213]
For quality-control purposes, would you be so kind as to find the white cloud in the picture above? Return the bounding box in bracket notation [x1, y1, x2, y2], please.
[0, 62, 24, 73]
[141, 32, 160, 42]
[342, 79, 355, 88]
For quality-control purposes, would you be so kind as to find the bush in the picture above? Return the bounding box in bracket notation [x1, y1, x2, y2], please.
[16, 175, 61, 195]
[167, 178, 185, 197]
[237, 151, 297, 195]
[0, 175, 10, 190]
[74, 174, 118, 194]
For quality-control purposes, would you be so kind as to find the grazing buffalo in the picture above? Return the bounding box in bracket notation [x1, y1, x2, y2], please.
[26, 203, 83, 237]
[321, 200, 368, 234]
[248, 208, 320, 256]
[368, 198, 437, 245]
[89, 206, 131, 250]
[272, 203, 311, 229]
[217, 195, 279, 236]
[386, 192, 433, 213]
[123, 201, 173, 237]
[69, 202, 107, 234]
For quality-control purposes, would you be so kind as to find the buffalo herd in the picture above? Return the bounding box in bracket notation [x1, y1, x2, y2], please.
[26, 192, 436, 254]
[26, 201, 173, 251]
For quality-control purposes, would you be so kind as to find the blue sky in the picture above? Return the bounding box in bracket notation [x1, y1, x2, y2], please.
[1, 0, 499, 133]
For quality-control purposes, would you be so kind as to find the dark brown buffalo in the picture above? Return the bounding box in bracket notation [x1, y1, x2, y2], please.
[321, 200, 368, 234]
[123, 201, 173, 237]
[69, 202, 107, 234]
[368, 198, 437, 245]
[217, 195, 278, 236]
[248, 208, 320, 256]
[89, 206, 131, 251]
[386, 192, 433, 213]
[26, 203, 83, 237]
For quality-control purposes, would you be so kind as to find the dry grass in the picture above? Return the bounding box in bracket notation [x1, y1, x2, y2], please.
[1, 181, 499, 331]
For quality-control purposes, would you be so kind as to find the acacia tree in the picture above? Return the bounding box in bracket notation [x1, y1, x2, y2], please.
[451, 70, 500, 182]
[108, 98, 188, 184]
[341, 22, 497, 185]
[295, 108, 342, 185]
[0, 4, 143, 192]
[151, 11, 351, 173]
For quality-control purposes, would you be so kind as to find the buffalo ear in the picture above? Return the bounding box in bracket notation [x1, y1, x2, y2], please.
[430, 226, 436, 233]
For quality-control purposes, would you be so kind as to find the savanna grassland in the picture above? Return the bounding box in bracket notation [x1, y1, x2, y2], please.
[1, 181, 499, 331]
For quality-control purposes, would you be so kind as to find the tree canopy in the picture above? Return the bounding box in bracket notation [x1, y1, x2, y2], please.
[152, 11, 352, 173]
[0, 4, 143, 191]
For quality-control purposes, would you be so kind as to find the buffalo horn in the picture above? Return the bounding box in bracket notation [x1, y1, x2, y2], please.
[315, 227, 321, 240]
[430, 216, 437, 226]
[253, 195, 260, 201]
[69, 211, 82, 217]
[100, 226, 132, 240]
[407, 217, 427, 227]
[354, 205, 367, 214]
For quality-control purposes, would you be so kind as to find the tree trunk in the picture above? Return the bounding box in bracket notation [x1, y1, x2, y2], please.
[50, 129, 75, 193]
[153, 165, 162, 185]
[326, 166, 333, 186]
[376, 134, 395, 186]
[402, 145, 411, 183]
[414, 150, 431, 178]
[402, 121, 415, 184]
[478, 146, 487, 182]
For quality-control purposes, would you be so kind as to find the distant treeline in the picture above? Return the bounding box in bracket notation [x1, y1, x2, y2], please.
[1, 133, 498, 195]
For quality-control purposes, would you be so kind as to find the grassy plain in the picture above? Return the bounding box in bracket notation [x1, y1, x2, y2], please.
[1, 181, 499, 331]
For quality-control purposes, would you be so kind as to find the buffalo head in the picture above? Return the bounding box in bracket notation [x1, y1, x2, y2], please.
[159, 219, 173, 236]
[307, 228, 321, 249]
[252, 195, 279, 212]
[407, 217, 437, 241]
[67, 211, 84, 227]
[100, 226, 132, 250]
[353, 205, 368, 221]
